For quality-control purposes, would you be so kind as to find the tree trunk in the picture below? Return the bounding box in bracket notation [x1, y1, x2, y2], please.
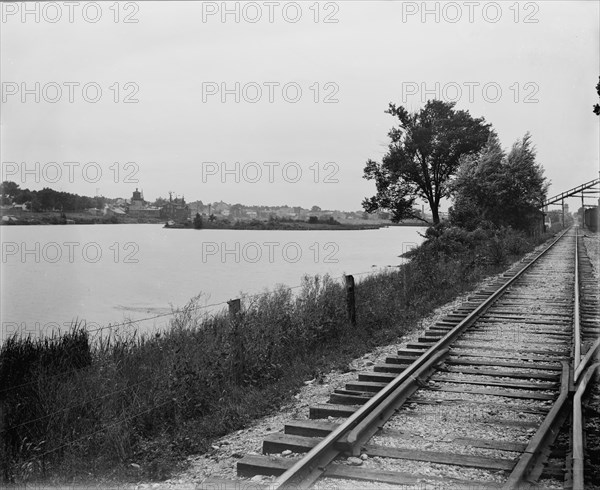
[430, 203, 440, 224]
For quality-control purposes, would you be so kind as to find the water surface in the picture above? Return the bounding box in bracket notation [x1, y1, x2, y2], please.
[1, 224, 425, 338]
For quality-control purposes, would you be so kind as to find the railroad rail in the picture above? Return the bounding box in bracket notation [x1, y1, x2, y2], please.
[206, 228, 598, 489]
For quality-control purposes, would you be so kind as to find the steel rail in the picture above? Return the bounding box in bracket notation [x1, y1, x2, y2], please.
[574, 228, 581, 375]
[504, 229, 579, 488]
[503, 362, 570, 489]
[272, 228, 571, 489]
[574, 338, 600, 383]
[573, 362, 600, 490]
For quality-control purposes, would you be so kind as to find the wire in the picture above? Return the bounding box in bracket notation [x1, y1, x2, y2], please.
[37, 399, 173, 459]
[86, 299, 231, 334]
[85, 268, 387, 333]
[1, 366, 175, 434]
[0, 268, 395, 396]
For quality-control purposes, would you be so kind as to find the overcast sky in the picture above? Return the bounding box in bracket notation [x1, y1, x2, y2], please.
[1, 1, 599, 212]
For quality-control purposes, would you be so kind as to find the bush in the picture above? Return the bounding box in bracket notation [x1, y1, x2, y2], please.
[487, 235, 507, 265]
[0, 326, 92, 481]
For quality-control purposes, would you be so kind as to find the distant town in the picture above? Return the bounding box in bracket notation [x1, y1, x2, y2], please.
[107, 188, 435, 224]
[0, 183, 431, 227]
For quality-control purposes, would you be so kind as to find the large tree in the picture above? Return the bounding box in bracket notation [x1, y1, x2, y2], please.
[449, 132, 548, 231]
[0, 181, 20, 204]
[362, 100, 491, 224]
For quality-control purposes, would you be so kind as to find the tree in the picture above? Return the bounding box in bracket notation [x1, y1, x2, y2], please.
[594, 76, 600, 116]
[14, 188, 32, 205]
[546, 209, 573, 228]
[0, 181, 20, 204]
[310, 205, 321, 213]
[363, 100, 491, 224]
[153, 197, 168, 207]
[450, 133, 548, 231]
[230, 203, 243, 217]
[38, 188, 58, 211]
[193, 212, 203, 229]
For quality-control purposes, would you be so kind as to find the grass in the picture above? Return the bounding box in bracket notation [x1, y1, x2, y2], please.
[0, 225, 555, 485]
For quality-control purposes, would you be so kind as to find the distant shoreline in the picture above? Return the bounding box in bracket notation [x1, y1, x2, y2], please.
[163, 221, 424, 231]
[0, 212, 163, 226]
[1, 211, 427, 229]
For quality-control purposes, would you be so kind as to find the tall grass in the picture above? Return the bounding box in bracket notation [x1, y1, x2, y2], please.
[0, 226, 553, 484]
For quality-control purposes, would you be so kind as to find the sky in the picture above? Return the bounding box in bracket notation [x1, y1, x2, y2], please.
[1, 0, 599, 213]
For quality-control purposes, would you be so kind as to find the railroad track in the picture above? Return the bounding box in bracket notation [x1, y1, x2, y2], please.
[210, 228, 599, 489]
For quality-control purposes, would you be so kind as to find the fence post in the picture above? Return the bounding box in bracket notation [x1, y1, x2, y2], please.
[228, 298, 241, 317]
[344, 275, 356, 327]
[227, 298, 242, 383]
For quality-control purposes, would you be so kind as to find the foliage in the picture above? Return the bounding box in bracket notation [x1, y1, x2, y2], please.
[1, 181, 20, 204]
[546, 209, 574, 229]
[449, 133, 548, 232]
[193, 213, 203, 229]
[0, 326, 92, 481]
[405, 224, 533, 267]
[362, 100, 491, 224]
[307, 216, 340, 225]
[594, 76, 600, 116]
[152, 197, 168, 208]
[1, 181, 107, 212]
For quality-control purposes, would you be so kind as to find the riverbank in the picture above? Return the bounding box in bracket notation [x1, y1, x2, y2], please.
[164, 215, 422, 230]
[0, 211, 413, 230]
[0, 225, 556, 486]
[0, 211, 163, 226]
[165, 220, 390, 231]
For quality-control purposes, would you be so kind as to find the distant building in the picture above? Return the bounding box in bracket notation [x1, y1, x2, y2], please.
[127, 188, 161, 218]
[105, 206, 126, 217]
[188, 201, 206, 217]
[212, 201, 231, 216]
[129, 188, 144, 211]
[161, 193, 189, 222]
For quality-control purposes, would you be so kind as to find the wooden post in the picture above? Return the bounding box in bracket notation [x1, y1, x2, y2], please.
[541, 206, 547, 234]
[344, 275, 356, 327]
[228, 298, 241, 317]
[582, 195, 585, 229]
[227, 298, 242, 383]
[562, 199, 565, 228]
